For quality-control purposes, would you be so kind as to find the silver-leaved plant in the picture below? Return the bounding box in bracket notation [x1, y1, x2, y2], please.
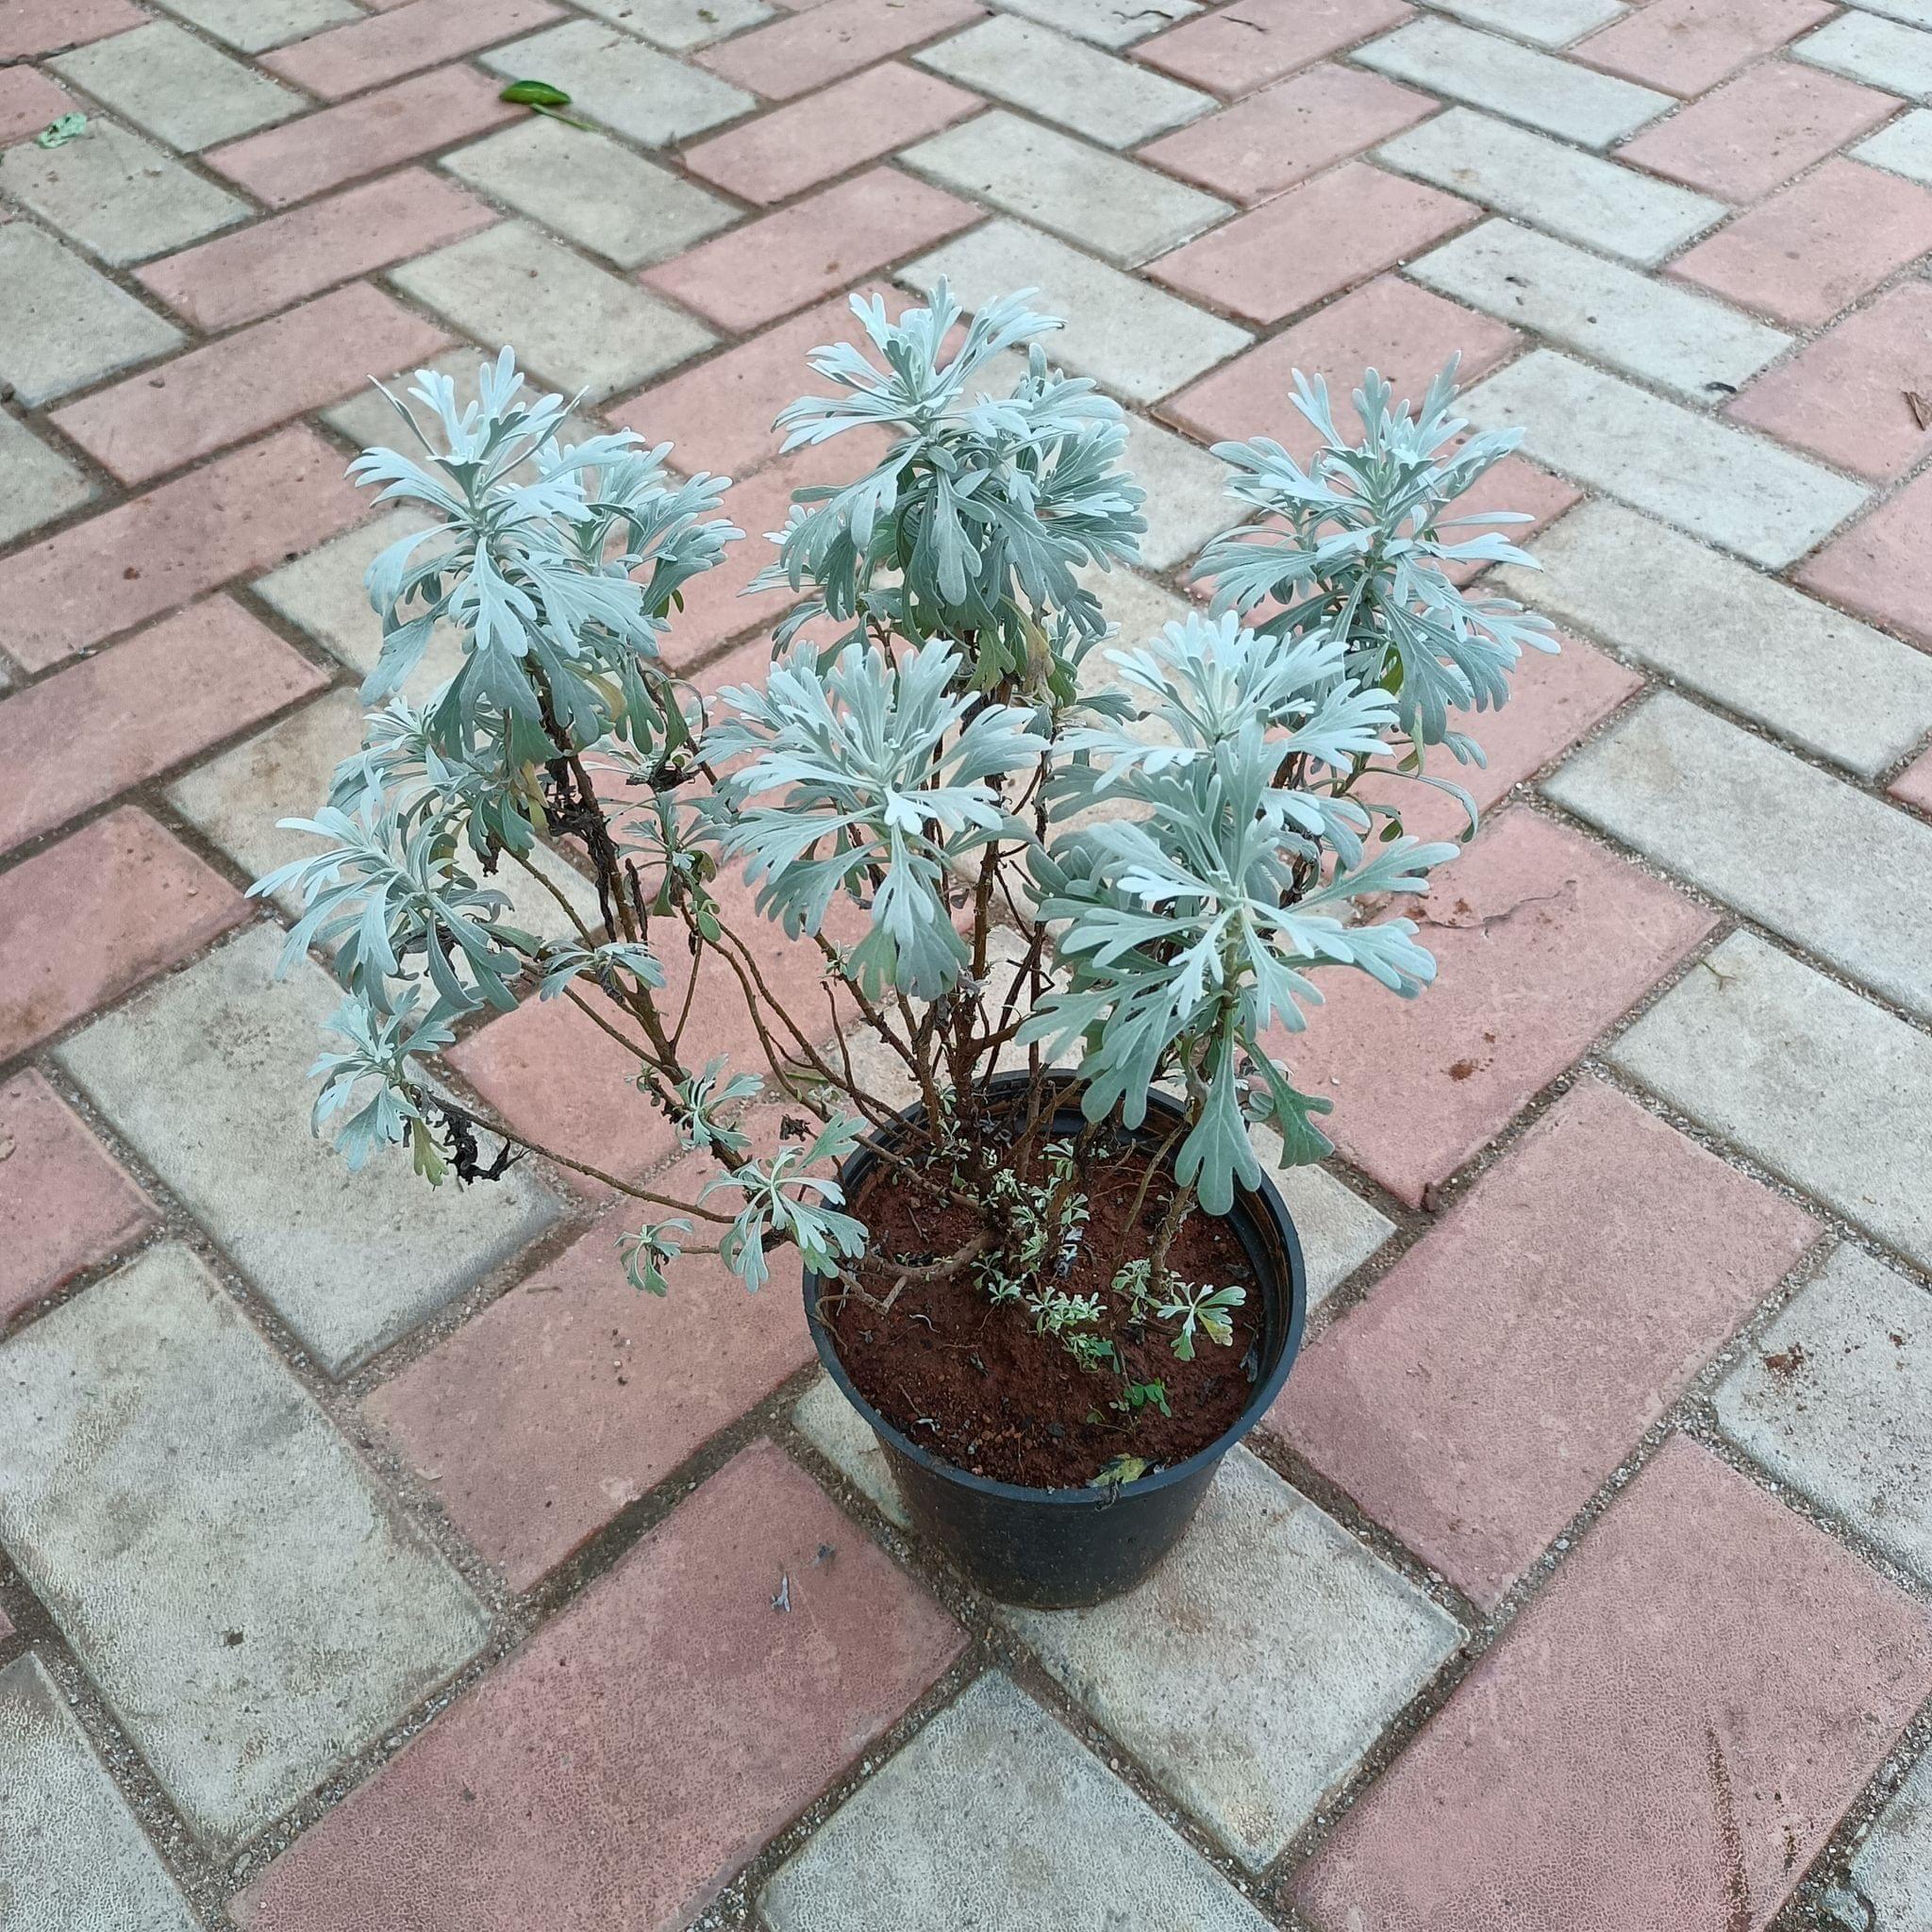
[254, 287, 1551, 1385]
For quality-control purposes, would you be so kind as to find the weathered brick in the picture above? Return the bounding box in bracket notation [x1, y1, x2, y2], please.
[1276, 807, 1716, 1208]
[366, 1163, 816, 1587]
[443, 117, 733, 270]
[1461, 349, 1867, 568]
[1674, 156, 1932, 326]
[1149, 160, 1474, 325]
[150, 0, 360, 53]
[902, 218, 1252, 402]
[58, 924, 562, 1374]
[1796, 462, 1932, 647]
[0, 599, 326, 857]
[1120, 412, 1231, 570]
[0, 1242, 489, 1845]
[0, 117, 247, 267]
[1297, 1437, 1932, 1932]
[0, 411, 94, 548]
[1428, 0, 1624, 45]
[642, 168, 979, 332]
[1618, 59, 1903, 202]
[1855, 102, 1932, 178]
[206, 65, 519, 207]
[1894, 743, 1932, 815]
[1134, 0, 1411, 96]
[0, 428, 367, 674]
[685, 62, 979, 203]
[0, 810, 248, 1061]
[696, 0, 986, 99]
[793, 1373, 910, 1524]
[1796, 9, 1932, 97]
[1574, 0, 1836, 95]
[137, 169, 496, 330]
[1718, 1242, 1932, 1584]
[1141, 61, 1433, 206]
[904, 108, 1226, 264]
[51, 20, 303, 149]
[1411, 217, 1789, 399]
[1851, 1748, 1932, 1928]
[1008, 1451, 1461, 1867]
[0, 65, 76, 145]
[1356, 16, 1671, 146]
[1281, 1081, 1819, 1606]
[763, 1673, 1274, 1931]
[575, 0, 772, 48]
[1379, 106, 1723, 264]
[0, 1653, 198, 1932]
[478, 19, 754, 144]
[918, 16, 1210, 147]
[0, 0, 145, 59]
[1609, 930, 1932, 1270]
[263, 0, 563, 97]
[0, 1070, 154, 1328]
[391, 219, 716, 401]
[233, 1443, 964, 1932]
[53, 283, 452, 487]
[1162, 273, 1520, 454]
[1498, 499, 1932, 775]
[993, 0, 1199, 48]
[1548, 691, 1932, 1018]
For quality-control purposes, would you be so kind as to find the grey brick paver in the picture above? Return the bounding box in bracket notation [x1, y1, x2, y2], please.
[1796, 12, 1932, 97]
[149, 0, 359, 53]
[1716, 1244, 1932, 1585]
[1609, 930, 1932, 1271]
[903, 109, 1231, 265]
[0, 223, 185, 406]
[1356, 17, 1672, 147]
[0, 1654, 200, 1932]
[57, 924, 561, 1374]
[0, 1243, 488, 1845]
[1546, 691, 1932, 1020]
[1409, 219, 1790, 400]
[990, 0, 1201, 47]
[1462, 350, 1868, 567]
[1498, 499, 1932, 776]
[1851, 1748, 1932, 1927]
[1008, 1451, 1460, 1869]
[0, 121, 249, 268]
[442, 118, 737, 270]
[0, 413, 96, 548]
[793, 1373, 911, 1525]
[51, 21, 304, 151]
[1853, 105, 1932, 180]
[1375, 108, 1724, 265]
[917, 17, 1213, 147]
[761, 1672, 1275, 1931]
[574, 0, 774, 46]
[1428, 0, 1627, 46]
[902, 219, 1252, 401]
[389, 220, 717, 401]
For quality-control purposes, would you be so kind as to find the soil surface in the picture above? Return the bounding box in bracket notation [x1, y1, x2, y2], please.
[824, 1145, 1262, 1490]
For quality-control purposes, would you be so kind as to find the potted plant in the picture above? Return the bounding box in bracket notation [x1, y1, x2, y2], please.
[256, 288, 1552, 1607]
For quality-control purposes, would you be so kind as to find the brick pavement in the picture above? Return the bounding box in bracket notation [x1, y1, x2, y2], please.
[2, 0, 1931, 1924]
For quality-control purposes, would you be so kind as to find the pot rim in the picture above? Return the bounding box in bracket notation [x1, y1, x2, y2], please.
[803, 1074, 1308, 1509]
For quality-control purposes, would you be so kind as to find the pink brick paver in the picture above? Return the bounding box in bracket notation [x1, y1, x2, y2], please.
[0, 428, 367, 674]
[0, 66, 75, 146]
[1725, 280, 1932, 481]
[1141, 62, 1435, 208]
[1163, 275, 1521, 457]
[0, 600, 326, 857]
[1150, 161, 1475, 327]
[1276, 1080, 1822, 1606]
[233, 1442, 964, 1932]
[685, 63, 982, 205]
[0, 1071, 154, 1327]
[1135, 0, 1412, 98]
[261, 0, 563, 98]
[137, 171, 497, 331]
[1355, 634, 1640, 844]
[1273, 808, 1717, 1207]
[1671, 156, 1932, 326]
[1297, 1437, 1932, 1932]
[1796, 464, 1932, 648]
[1574, 0, 1837, 98]
[367, 1158, 815, 1587]
[0, 0, 142, 60]
[52, 285, 453, 488]
[205, 66, 520, 208]
[642, 168, 981, 334]
[1893, 744, 1932, 815]
[1615, 61, 1902, 204]
[0, 810, 247, 1061]
[696, 0, 986, 100]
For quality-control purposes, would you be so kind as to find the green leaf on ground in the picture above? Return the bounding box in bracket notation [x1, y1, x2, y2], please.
[36, 114, 88, 148]
[498, 79, 593, 128]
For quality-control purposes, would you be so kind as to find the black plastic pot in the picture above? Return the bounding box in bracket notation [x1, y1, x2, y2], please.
[803, 1074, 1308, 1608]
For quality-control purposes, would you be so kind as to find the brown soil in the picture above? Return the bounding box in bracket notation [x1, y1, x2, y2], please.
[823, 1145, 1262, 1491]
